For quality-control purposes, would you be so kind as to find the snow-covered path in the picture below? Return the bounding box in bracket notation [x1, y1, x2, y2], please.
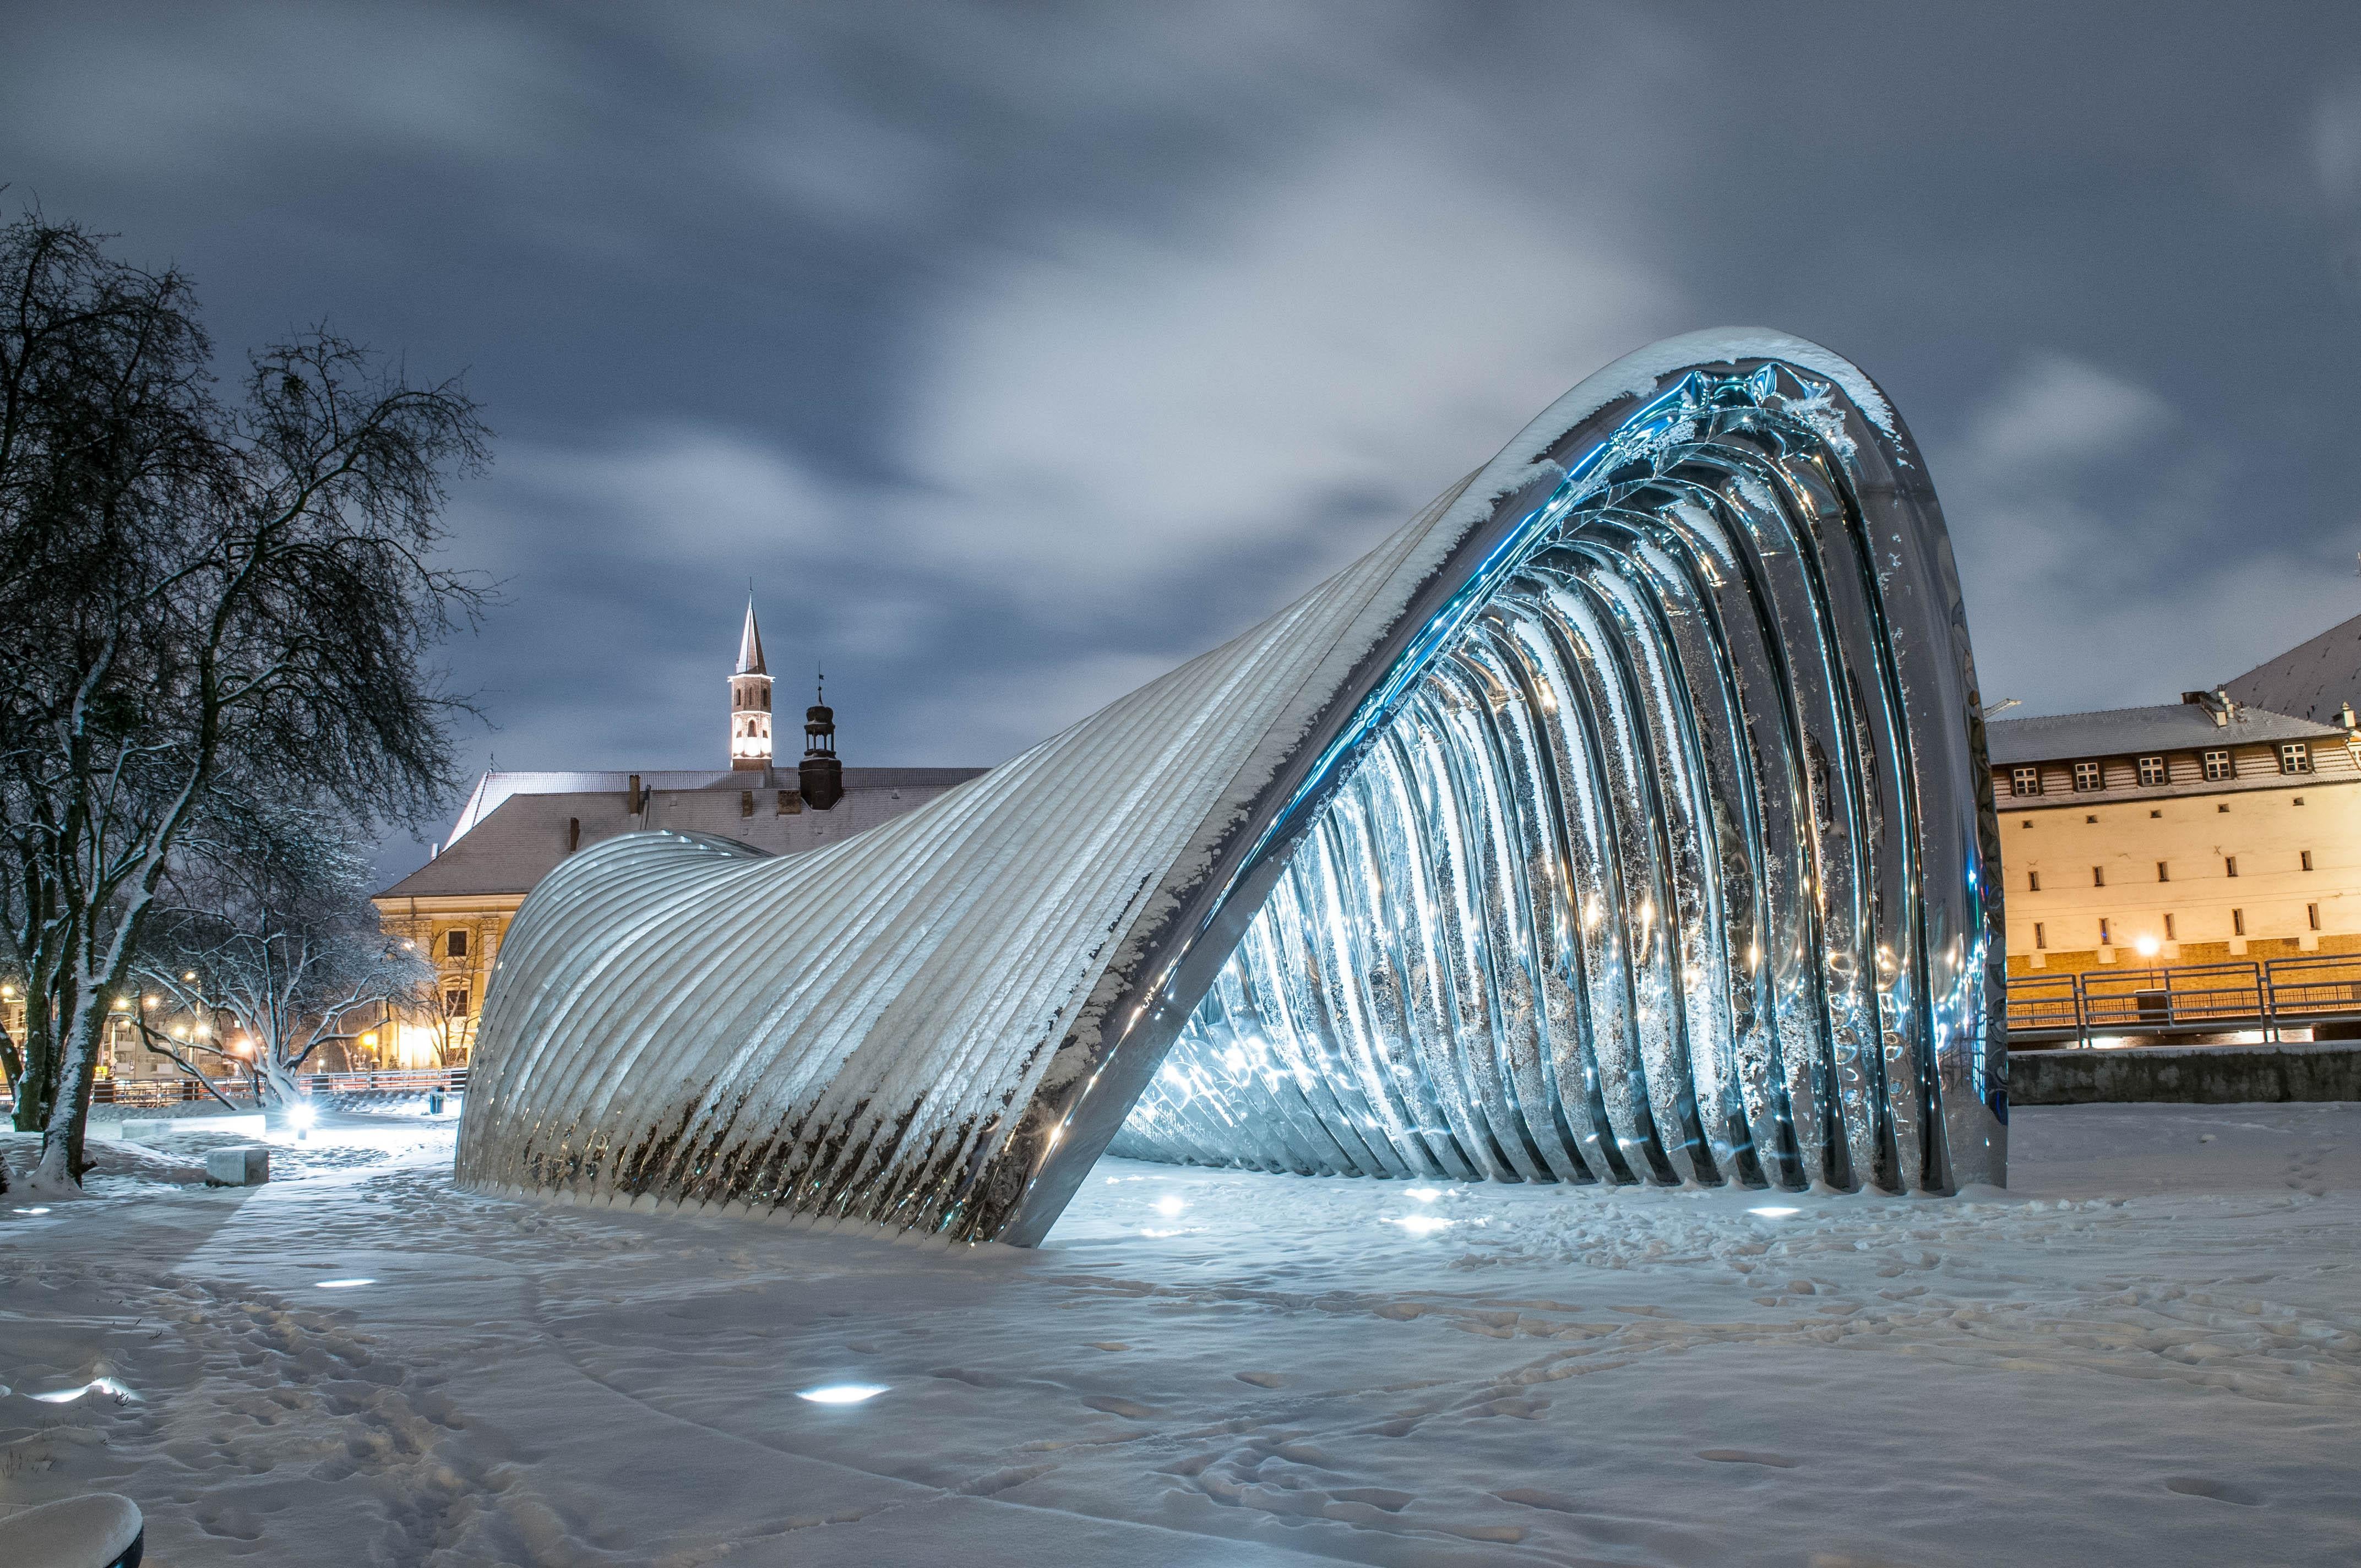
[3, 1104, 2357, 1566]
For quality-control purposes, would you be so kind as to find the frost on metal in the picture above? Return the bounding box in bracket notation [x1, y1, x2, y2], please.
[455, 331, 2005, 1245]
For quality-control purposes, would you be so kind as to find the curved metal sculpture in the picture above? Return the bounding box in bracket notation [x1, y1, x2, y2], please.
[456, 330, 2006, 1243]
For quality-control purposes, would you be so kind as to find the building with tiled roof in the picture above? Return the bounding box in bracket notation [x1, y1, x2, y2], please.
[1990, 687, 2361, 976]
[367, 597, 987, 1068]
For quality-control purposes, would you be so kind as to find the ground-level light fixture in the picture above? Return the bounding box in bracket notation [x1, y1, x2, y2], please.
[797, 1384, 887, 1404]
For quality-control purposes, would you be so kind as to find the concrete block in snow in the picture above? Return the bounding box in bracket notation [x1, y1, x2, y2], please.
[118, 1119, 175, 1142]
[204, 1146, 270, 1185]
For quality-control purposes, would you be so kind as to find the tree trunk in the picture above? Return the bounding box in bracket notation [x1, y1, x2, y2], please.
[31, 993, 107, 1189]
[11, 974, 61, 1132]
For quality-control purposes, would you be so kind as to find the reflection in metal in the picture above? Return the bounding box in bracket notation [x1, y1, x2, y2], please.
[456, 331, 2004, 1244]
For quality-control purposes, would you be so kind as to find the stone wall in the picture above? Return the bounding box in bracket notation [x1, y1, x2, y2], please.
[2011, 1042, 2361, 1104]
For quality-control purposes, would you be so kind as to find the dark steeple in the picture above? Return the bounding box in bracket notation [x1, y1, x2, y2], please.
[798, 666, 843, 810]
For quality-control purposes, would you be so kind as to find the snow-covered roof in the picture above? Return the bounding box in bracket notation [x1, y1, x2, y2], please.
[456, 330, 2002, 1245]
[379, 768, 989, 901]
[1987, 704, 2341, 765]
[2223, 609, 2361, 725]
[441, 766, 986, 848]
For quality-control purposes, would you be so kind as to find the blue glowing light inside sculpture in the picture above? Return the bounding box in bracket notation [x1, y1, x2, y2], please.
[1116, 363, 1996, 1195]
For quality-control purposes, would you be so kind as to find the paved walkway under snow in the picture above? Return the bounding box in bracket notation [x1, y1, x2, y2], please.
[3, 1103, 2355, 1566]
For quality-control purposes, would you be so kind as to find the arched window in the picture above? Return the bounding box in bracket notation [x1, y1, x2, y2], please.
[446, 929, 469, 959]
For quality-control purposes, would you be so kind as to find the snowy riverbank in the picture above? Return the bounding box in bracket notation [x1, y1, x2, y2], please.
[3, 1104, 2355, 1565]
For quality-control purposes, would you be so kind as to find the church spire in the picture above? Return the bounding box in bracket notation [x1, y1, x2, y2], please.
[728, 590, 773, 771]
[735, 591, 767, 676]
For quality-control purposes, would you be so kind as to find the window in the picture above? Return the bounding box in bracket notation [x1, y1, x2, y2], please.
[2302, 850, 2314, 872]
[2137, 754, 2167, 786]
[2156, 861, 2169, 883]
[2226, 856, 2239, 878]
[443, 988, 470, 1017]
[2099, 917, 2112, 946]
[2092, 865, 2106, 888]
[2233, 908, 2246, 937]
[2033, 922, 2047, 950]
[2164, 913, 2176, 941]
[2073, 761, 2103, 792]
[2010, 766, 2041, 797]
[2309, 902, 2322, 932]
[741, 790, 755, 818]
[444, 929, 468, 959]
[2028, 870, 2041, 892]
[2280, 742, 2313, 775]
[2204, 749, 2234, 781]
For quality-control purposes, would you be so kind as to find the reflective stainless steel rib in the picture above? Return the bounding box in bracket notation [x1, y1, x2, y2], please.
[456, 329, 2006, 1244]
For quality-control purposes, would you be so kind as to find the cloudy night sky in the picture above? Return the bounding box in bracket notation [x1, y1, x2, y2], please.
[8, 4, 2359, 880]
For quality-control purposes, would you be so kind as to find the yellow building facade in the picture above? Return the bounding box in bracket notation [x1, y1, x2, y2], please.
[1991, 695, 2361, 976]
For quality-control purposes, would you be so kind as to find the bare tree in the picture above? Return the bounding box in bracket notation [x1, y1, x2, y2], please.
[133, 812, 433, 1104]
[0, 208, 489, 1189]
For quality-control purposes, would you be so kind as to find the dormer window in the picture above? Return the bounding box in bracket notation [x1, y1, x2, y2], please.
[2203, 749, 2234, 781]
[2010, 766, 2041, 797]
[2280, 742, 2312, 775]
[2072, 761, 2102, 792]
[2136, 755, 2167, 787]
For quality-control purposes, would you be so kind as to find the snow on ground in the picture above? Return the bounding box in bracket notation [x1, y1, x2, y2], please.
[2, 1103, 2357, 1567]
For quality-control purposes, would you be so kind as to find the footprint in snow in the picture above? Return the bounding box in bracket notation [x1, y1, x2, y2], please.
[1081, 1393, 1158, 1419]
[2163, 1476, 2263, 1506]
[1234, 1370, 1287, 1387]
[1495, 1487, 1581, 1513]
[1699, 1449, 1799, 1468]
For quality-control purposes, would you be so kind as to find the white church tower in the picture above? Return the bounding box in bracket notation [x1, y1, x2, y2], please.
[729, 594, 772, 770]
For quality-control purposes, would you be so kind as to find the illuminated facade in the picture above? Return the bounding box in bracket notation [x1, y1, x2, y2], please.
[1994, 693, 2361, 973]
[457, 330, 2005, 1243]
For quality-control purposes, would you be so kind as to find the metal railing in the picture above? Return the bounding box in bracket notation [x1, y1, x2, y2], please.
[93, 1076, 259, 1107]
[301, 1066, 469, 1097]
[2007, 952, 2361, 1046]
[1, 1066, 467, 1113]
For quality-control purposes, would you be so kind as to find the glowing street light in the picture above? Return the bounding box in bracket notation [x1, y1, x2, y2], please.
[2134, 934, 2161, 959]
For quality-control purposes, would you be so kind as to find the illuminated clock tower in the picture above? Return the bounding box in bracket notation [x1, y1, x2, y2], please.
[729, 594, 772, 770]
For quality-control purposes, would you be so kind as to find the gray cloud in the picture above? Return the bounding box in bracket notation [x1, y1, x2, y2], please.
[5, 1, 2355, 885]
